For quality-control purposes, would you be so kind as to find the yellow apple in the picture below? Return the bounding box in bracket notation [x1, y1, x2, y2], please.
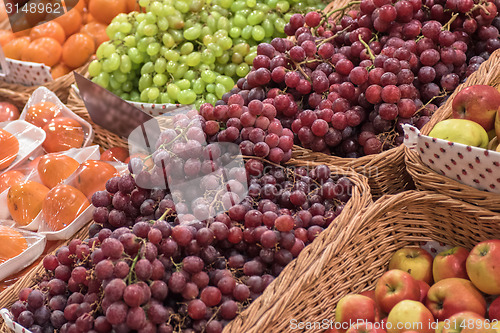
[429, 119, 490, 149]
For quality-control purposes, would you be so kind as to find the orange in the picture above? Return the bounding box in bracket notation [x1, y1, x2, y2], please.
[0, 170, 24, 193]
[0, 226, 28, 264]
[100, 147, 129, 162]
[22, 37, 62, 67]
[0, 128, 19, 170]
[25, 101, 62, 128]
[88, 0, 127, 25]
[0, 30, 14, 47]
[51, 63, 70, 79]
[53, 9, 82, 37]
[3, 37, 31, 60]
[29, 21, 65, 45]
[7, 180, 50, 225]
[37, 154, 80, 188]
[25, 0, 52, 27]
[82, 11, 95, 24]
[42, 117, 85, 153]
[68, 160, 118, 199]
[126, 0, 140, 12]
[64, 0, 85, 12]
[62, 33, 95, 69]
[80, 22, 108, 47]
[42, 184, 90, 231]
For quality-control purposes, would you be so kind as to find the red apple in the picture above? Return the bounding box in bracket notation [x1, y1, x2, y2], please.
[361, 290, 385, 321]
[452, 84, 500, 131]
[488, 296, 500, 321]
[375, 270, 421, 314]
[335, 294, 378, 333]
[440, 311, 486, 333]
[347, 323, 387, 333]
[466, 239, 500, 295]
[417, 280, 430, 303]
[100, 147, 129, 163]
[425, 278, 486, 321]
[386, 300, 434, 333]
[388, 247, 433, 285]
[0, 102, 20, 122]
[432, 247, 470, 282]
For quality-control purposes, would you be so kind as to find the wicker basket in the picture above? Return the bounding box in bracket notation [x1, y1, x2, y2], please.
[404, 48, 500, 212]
[223, 190, 500, 333]
[0, 88, 30, 111]
[0, 225, 90, 331]
[0, 159, 372, 333]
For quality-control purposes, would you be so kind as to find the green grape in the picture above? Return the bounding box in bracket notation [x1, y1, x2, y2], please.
[139, 0, 150, 7]
[214, 83, 226, 99]
[252, 25, 265, 41]
[219, 0, 233, 8]
[139, 74, 153, 91]
[113, 71, 128, 83]
[190, 0, 204, 11]
[247, 11, 265, 25]
[217, 17, 230, 31]
[106, 22, 120, 39]
[184, 70, 197, 81]
[174, 0, 189, 13]
[136, 13, 146, 22]
[241, 25, 253, 39]
[179, 55, 188, 64]
[120, 55, 132, 73]
[274, 17, 286, 33]
[240, 8, 251, 16]
[140, 89, 149, 102]
[231, 52, 243, 64]
[249, 45, 258, 53]
[214, 63, 225, 73]
[255, 3, 270, 11]
[206, 93, 217, 105]
[217, 36, 232, 50]
[216, 53, 229, 64]
[201, 49, 216, 64]
[193, 78, 205, 94]
[96, 44, 105, 59]
[162, 33, 175, 48]
[233, 42, 250, 55]
[147, 43, 161, 56]
[103, 53, 120, 72]
[194, 98, 206, 110]
[149, 1, 163, 15]
[124, 35, 136, 47]
[130, 91, 141, 102]
[206, 83, 216, 93]
[141, 61, 154, 75]
[170, 29, 184, 43]
[198, 64, 211, 71]
[276, 0, 289, 12]
[128, 48, 144, 64]
[184, 25, 202, 40]
[214, 29, 228, 39]
[201, 70, 216, 83]
[207, 43, 223, 57]
[162, 4, 175, 15]
[201, 26, 212, 38]
[284, 12, 293, 22]
[180, 42, 194, 55]
[230, 1, 246, 12]
[212, 5, 229, 16]
[92, 73, 110, 88]
[119, 22, 133, 34]
[167, 83, 180, 100]
[145, 12, 157, 24]
[114, 32, 126, 41]
[216, 75, 234, 90]
[229, 27, 241, 38]
[167, 15, 184, 30]
[224, 63, 237, 77]
[268, 12, 278, 20]
[144, 24, 158, 36]
[88, 60, 102, 77]
[102, 43, 116, 58]
[207, 15, 217, 31]
[262, 19, 274, 37]
[166, 60, 177, 73]
[122, 81, 133, 92]
[236, 63, 250, 77]
[154, 58, 167, 73]
[153, 73, 168, 86]
[121, 93, 130, 100]
[176, 79, 191, 90]
[109, 77, 121, 90]
[148, 87, 160, 100]
[157, 16, 169, 31]
[177, 89, 196, 104]
[161, 93, 174, 104]
[244, 52, 256, 64]
[186, 52, 201, 67]
[233, 14, 247, 28]
[173, 64, 188, 79]
[202, 35, 213, 46]
[246, 0, 256, 7]
[233, 37, 246, 45]
[137, 37, 149, 52]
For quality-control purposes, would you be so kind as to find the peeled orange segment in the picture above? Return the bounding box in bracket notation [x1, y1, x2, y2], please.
[0, 226, 28, 264]
[42, 184, 90, 231]
[0, 170, 25, 193]
[7, 181, 50, 226]
[0, 128, 20, 171]
[37, 154, 80, 189]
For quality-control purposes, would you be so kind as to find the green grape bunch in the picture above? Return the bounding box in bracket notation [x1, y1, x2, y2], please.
[88, 0, 327, 109]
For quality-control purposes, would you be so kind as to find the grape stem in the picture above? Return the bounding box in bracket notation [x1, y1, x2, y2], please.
[321, 0, 361, 26]
[442, 13, 459, 31]
[358, 34, 375, 61]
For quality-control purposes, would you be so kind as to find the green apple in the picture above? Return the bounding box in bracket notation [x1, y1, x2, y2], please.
[429, 119, 490, 148]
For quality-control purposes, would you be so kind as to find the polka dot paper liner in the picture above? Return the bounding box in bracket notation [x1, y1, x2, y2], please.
[1, 58, 53, 86]
[404, 124, 500, 194]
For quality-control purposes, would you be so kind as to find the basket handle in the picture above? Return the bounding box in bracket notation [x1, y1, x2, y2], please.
[403, 124, 420, 149]
[0, 45, 10, 78]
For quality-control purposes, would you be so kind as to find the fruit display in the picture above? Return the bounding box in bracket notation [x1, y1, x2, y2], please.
[0, 102, 20, 122]
[0, 127, 19, 170]
[329, 240, 500, 333]
[87, 0, 327, 107]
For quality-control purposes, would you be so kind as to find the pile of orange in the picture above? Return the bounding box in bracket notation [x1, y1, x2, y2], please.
[0, 0, 136, 79]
